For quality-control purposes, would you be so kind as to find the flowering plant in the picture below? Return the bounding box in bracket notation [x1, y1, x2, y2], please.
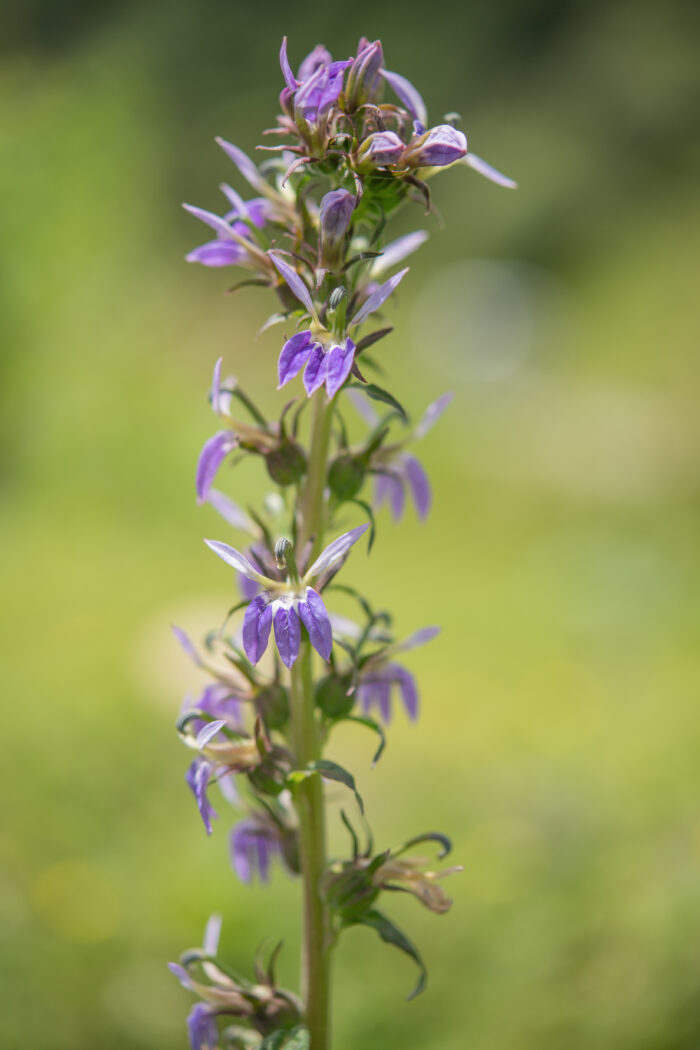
[171, 35, 514, 1050]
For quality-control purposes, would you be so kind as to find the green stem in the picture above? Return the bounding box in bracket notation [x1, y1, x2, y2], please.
[291, 389, 335, 1050]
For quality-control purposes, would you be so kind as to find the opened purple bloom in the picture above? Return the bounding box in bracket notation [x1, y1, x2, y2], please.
[278, 330, 356, 399]
[358, 626, 440, 724]
[205, 524, 368, 668]
[230, 817, 283, 883]
[376, 453, 431, 521]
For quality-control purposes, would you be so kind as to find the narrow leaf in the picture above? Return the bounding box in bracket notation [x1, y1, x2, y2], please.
[349, 382, 408, 424]
[338, 714, 387, 766]
[307, 759, 364, 814]
[358, 910, 427, 1000]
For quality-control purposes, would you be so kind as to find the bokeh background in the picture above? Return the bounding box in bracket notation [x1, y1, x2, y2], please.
[2, 1, 700, 1047]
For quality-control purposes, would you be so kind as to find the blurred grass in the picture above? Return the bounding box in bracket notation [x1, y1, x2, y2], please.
[1, 2, 700, 1048]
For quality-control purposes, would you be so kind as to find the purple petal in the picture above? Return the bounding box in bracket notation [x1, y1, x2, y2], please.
[182, 203, 235, 239]
[230, 823, 253, 883]
[273, 603, 301, 668]
[414, 392, 453, 439]
[187, 1003, 218, 1050]
[230, 819, 278, 884]
[395, 625, 440, 653]
[210, 357, 223, 414]
[168, 962, 194, 991]
[298, 587, 333, 661]
[215, 137, 273, 197]
[306, 523, 369, 578]
[238, 571, 261, 601]
[302, 344, 329, 396]
[464, 152, 518, 189]
[347, 387, 380, 427]
[325, 338, 356, 398]
[361, 677, 392, 724]
[203, 914, 222, 957]
[196, 431, 237, 503]
[219, 181, 248, 218]
[204, 539, 267, 582]
[185, 758, 217, 834]
[195, 719, 227, 750]
[278, 330, 315, 387]
[279, 36, 297, 92]
[375, 472, 405, 521]
[172, 625, 203, 667]
[185, 240, 246, 267]
[269, 251, 316, 316]
[206, 489, 255, 534]
[404, 454, 431, 519]
[196, 683, 244, 729]
[393, 665, 419, 721]
[242, 595, 272, 664]
[379, 68, 428, 127]
[318, 60, 352, 115]
[350, 268, 408, 328]
[371, 231, 429, 277]
[298, 44, 332, 82]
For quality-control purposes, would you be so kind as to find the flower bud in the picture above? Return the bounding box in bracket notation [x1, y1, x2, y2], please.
[345, 40, 384, 110]
[402, 124, 467, 168]
[265, 439, 307, 486]
[356, 131, 405, 170]
[319, 189, 355, 270]
[315, 672, 354, 718]
[328, 453, 366, 502]
[255, 682, 290, 730]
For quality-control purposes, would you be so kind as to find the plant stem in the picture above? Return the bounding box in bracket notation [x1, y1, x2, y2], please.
[291, 389, 334, 1049]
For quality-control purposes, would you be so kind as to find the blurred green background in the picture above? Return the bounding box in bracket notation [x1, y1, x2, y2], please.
[2, 1, 700, 1047]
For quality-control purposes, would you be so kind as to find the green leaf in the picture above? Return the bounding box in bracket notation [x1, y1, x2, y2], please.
[354, 326, 394, 355]
[348, 382, 408, 424]
[358, 910, 427, 1000]
[336, 714, 387, 767]
[395, 832, 453, 860]
[340, 808, 360, 860]
[307, 760, 364, 814]
[349, 498, 376, 552]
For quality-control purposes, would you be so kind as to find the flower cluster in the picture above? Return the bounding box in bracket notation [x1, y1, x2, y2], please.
[173, 33, 514, 1050]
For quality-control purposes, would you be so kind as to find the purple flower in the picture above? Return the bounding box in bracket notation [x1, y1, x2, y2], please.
[358, 626, 440, 724]
[403, 125, 468, 168]
[278, 331, 356, 399]
[293, 59, 352, 142]
[187, 1003, 218, 1050]
[205, 524, 369, 669]
[184, 192, 269, 268]
[230, 816, 283, 883]
[195, 358, 277, 502]
[352, 391, 452, 521]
